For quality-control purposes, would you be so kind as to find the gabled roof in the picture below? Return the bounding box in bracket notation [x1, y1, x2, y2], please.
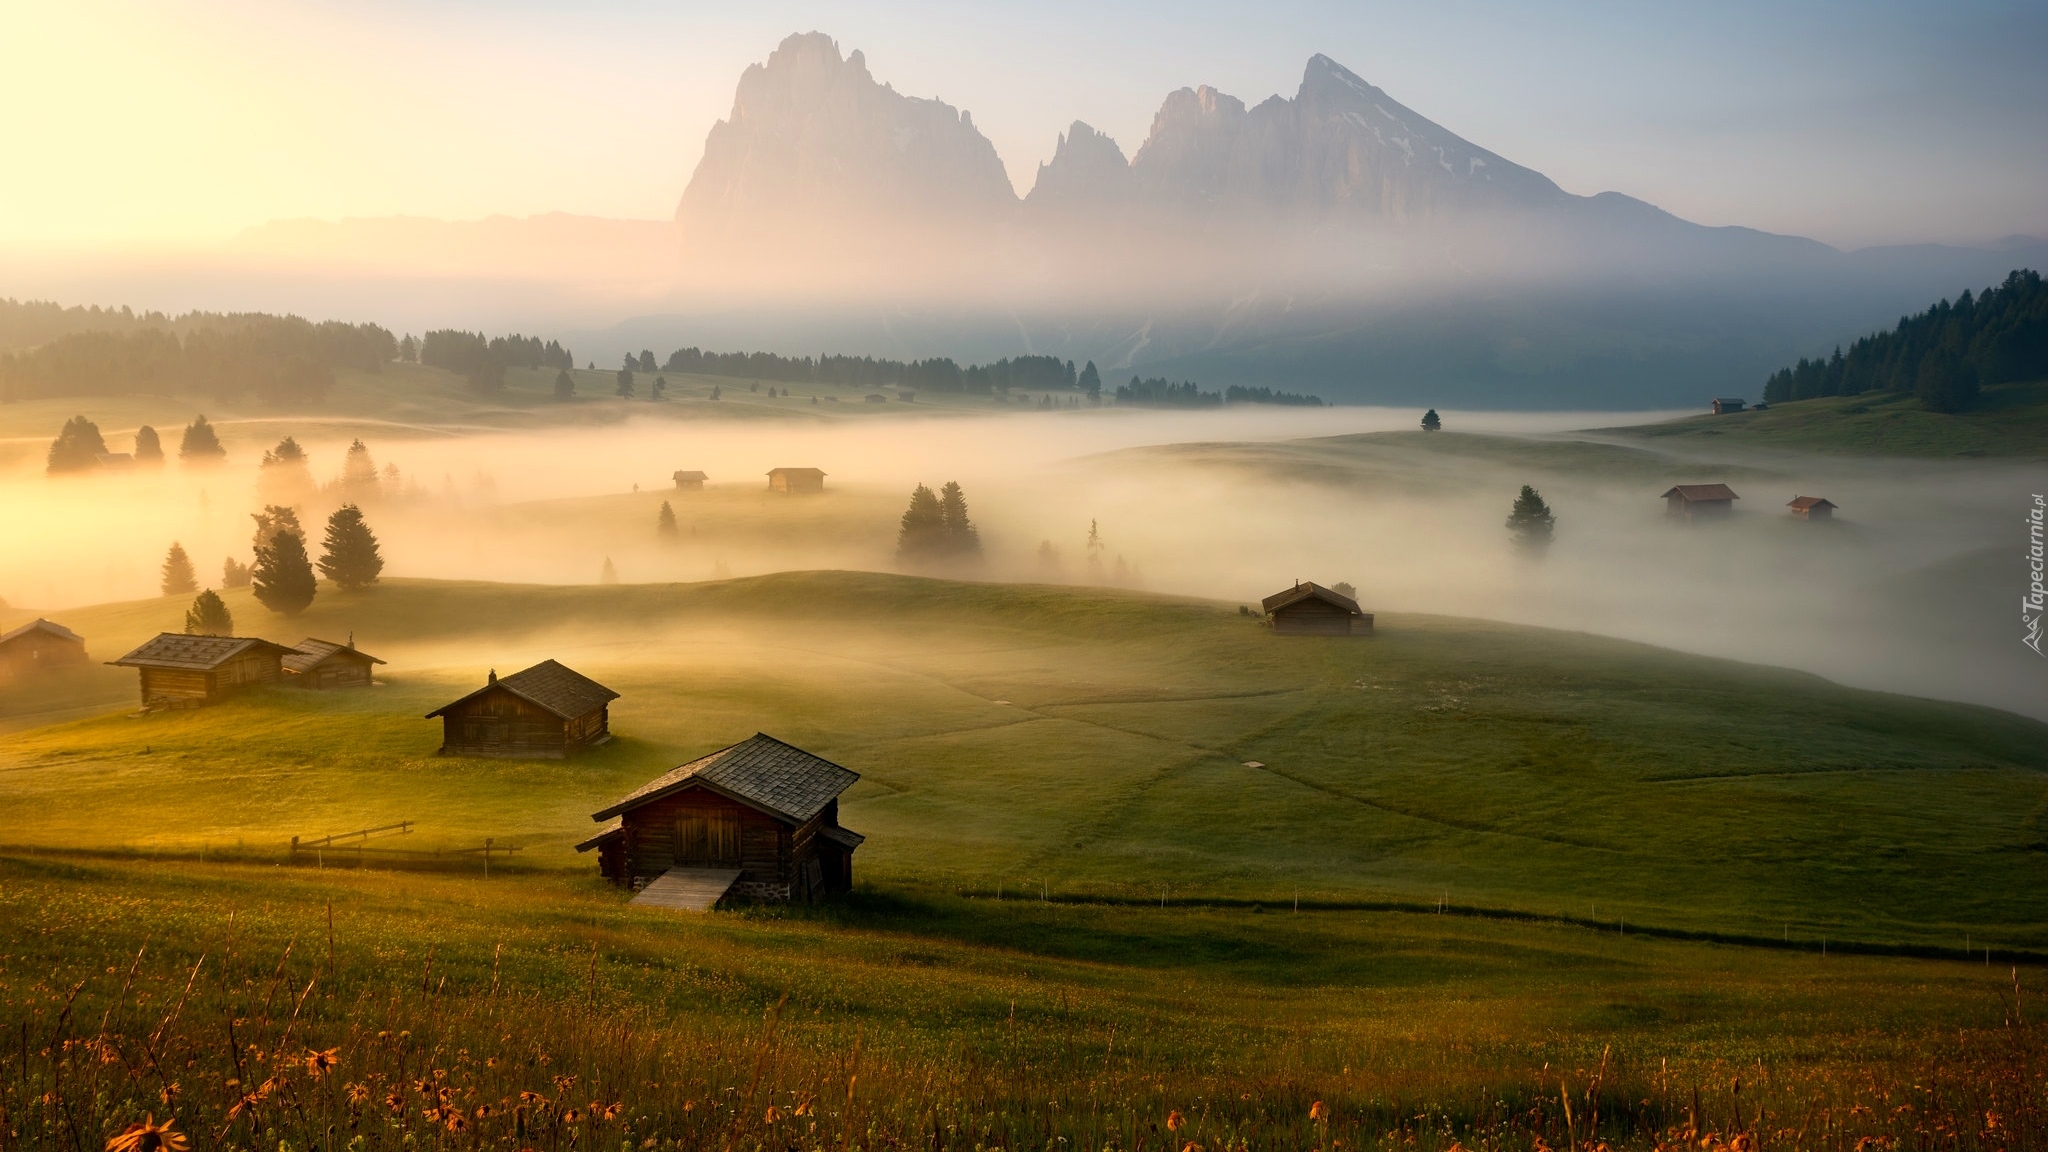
[818, 824, 866, 850]
[1260, 581, 1363, 616]
[283, 637, 386, 674]
[592, 733, 858, 825]
[766, 467, 826, 477]
[672, 470, 708, 481]
[1787, 496, 1837, 511]
[0, 618, 84, 647]
[1661, 484, 1740, 502]
[425, 659, 619, 720]
[574, 821, 624, 853]
[109, 633, 296, 671]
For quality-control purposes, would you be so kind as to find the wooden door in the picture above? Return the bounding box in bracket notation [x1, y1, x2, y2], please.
[676, 810, 742, 867]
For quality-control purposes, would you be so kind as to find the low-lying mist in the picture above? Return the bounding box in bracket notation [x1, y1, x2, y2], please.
[2, 404, 2040, 721]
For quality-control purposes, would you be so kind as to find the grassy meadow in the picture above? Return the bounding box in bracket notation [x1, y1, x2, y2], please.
[1616, 379, 2048, 458]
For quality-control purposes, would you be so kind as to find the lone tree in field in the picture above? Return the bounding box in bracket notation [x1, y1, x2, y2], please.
[179, 415, 226, 461]
[258, 436, 317, 507]
[1421, 408, 1442, 432]
[317, 504, 385, 590]
[340, 439, 379, 503]
[133, 425, 163, 464]
[656, 500, 680, 542]
[600, 557, 619, 585]
[615, 368, 635, 399]
[897, 482, 982, 562]
[651, 376, 668, 401]
[222, 556, 252, 589]
[160, 542, 198, 596]
[1506, 485, 1556, 555]
[183, 589, 234, 636]
[46, 415, 107, 473]
[938, 482, 981, 557]
[251, 505, 316, 615]
[554, 370, 575, 401]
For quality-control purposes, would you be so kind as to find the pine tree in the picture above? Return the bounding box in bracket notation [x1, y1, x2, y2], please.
[554, 370, 575, 400]
[179, 415, 226, 461]
[399, 334, 419, 362]
[599, 557, 619, 585]
[710, 384, 722, 401]
[638, 351, 657, 372]
[340, 439, 379, 501]
[895, 484, 945, 559]
[133, 425, 163, 464]
[184, 589, 234, 636]
[1085, 519, 1105, 580]
[1421, 408, 1442, 432]
[160, 542, 198, 596]
[317, 504, 385, 590]
[651, 376, 668, 401]
[46, 415, 108, 473]
[938, 481, 982, 557]
[657, 501, 680, 542]
[615, 369, 635, 399]
[222, 556, 252, 589]
[251, 504, 302, 554]
[1506, 485, 1556, 555]
[251, 506, 316, 615]
[258, 436, 316, 508]
[1079, 361, 1101, 401]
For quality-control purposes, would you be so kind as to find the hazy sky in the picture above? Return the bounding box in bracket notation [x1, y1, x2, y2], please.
[8, 0, 2045, 251]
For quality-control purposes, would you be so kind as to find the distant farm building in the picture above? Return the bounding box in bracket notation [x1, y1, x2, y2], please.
[580, 732, 863, 906]
[1787, 496, 1838, 520]
[767, 467, 826, 494]
[1711, 398, 1747, 414]
[426, 659, 619, 759]
[865, 394, 887, 403]
[1662, 484, 1740, 521]
[283, 637, 384, 689]
[109, 633, 296, 708]
[672, 470, 707, 491]
[1261, 582, 1373, 636]
[0, 619, 89, 679]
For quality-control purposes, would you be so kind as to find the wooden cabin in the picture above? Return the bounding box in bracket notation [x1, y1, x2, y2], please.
[108, 633, 296, 707]
[426, 659, 619, 759]
[672, 470, 707, 491]
[0, 619, 89, 679]
[1711, 398, 1747, 414]
[579, 733, 862, 904]
[1261, 582, 1373, 636]
[1662, 484, 1740, 521]
[283, 637, 384, 689]
[1787, 496, 1838, 520]
[766, 467, 826, 494]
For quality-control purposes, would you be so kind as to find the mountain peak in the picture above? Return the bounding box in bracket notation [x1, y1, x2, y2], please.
[1026, 121, 1131, 207]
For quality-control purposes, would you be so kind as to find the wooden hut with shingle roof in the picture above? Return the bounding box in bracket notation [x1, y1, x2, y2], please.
[0, 619, 89, 679]
[108, 633, 297, 707]
[425, 659, 619, 759]
[283, 637, 384, 689]
[579, 733, 863, 903]
[1261, 582, 1373, 636]
[1661, 483, 1740, 521]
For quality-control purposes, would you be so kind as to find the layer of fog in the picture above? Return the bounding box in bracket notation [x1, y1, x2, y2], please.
[2, 404, 2040, 722]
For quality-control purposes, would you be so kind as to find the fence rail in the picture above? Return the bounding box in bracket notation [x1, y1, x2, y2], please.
[288, 826, 524, 874]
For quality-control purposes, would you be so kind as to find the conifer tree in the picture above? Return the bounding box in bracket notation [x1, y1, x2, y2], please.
[938, 481, 982, 557]
[895, 484, 945, 559]
[615, 369, 635, 399]
[554, 370, 575, 400]
[251, 506, 316, 615]
[600, 557, 619, 585]
[184, 589, 233, 636]
[340, 439, 379, 501]
[1421, 408, 1442, 432]
[222, 556, 252, 589]
[399, 334, 419, 362]
[160, 542, 198, 596]
[656, 500, 680, 542]
[133, 425, 163, 464]
[1079, 360, 1101, 401]
[1506, 485, 1556, 555]
[46, 415, 107, 473]
[251, 504, 302, 553]
[179, 415, 226, 461]
[258, 436, 317, 507]
[651, 377, 668, 401]
[317, 504, 385, 590]
[1085, 519, 1105, 580]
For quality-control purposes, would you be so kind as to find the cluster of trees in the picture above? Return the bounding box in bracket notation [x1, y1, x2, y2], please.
[0, 314, 394, 403]
[419, 330, 574, 394]
[1222, 385, 1326, 406]
[1114, 377, 1220, 407]
[897, 482, 982, 562]
[1762, 269, 2048, 413]
[650, 347, 1101, 398]
[45, 414, 227, 473]
[169, 503, 384, 631]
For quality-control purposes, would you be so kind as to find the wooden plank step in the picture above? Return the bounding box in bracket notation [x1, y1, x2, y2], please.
[631, 867, 743, 912]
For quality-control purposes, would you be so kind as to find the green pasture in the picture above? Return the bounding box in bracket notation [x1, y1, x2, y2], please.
[3, 572, 2044, 954]
[1616, 380, 2048, 458]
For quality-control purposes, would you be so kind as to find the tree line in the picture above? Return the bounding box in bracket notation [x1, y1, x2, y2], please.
[0, 314, 395, 403]
[1112, 376, 1326, 408]
[417, 330, 574, 393]
[1761, 268, 2048, 413]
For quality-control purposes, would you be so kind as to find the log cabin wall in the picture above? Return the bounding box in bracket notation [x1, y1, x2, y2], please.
[217, 650, 283, 689]
[439, 687, 569, 758]
[299, 656, 374, 689]
[1273, 599, 1361, 636]
[564, 706, 609, 748]
[0, 634, 87, 677]
[139, 667, 214, 704]
[621, 790, 788, 885]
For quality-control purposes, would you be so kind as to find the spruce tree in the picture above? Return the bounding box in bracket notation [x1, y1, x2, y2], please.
[317, 504, 385, 590]
[179, 415, 226, 461]
[1421, 408, 1442, 432]
[133, 425, 163, 464]
[252, 511, 316, 615]
[258, 435, 317, 507]
[222, 556, 252, 589]
[615, 369, 635, 399]
[657, 500, 680, 542]
[46, 416, 107, 473]
[341, 439, 379, 501]
[895, 484, 945, 559]
[938, 481, 982, 557]
[1079, 361, 1101, 400]
[1506, 485, 1556, 555]
[161, 542, 198, 596]
[651, 376, 668, 401]
[600, 557, 619, 585]
[554, 370, 575, 400]
[184, 589, 234, 636]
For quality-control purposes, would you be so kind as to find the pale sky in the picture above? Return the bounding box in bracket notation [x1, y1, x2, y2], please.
[6, 0, 2045, 251]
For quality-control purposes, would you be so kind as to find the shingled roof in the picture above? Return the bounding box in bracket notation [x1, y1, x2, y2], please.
[109, 633, 295, 671]
[1787, 496, 1837, 511]
[1661, 484, 1740, 502]
[0, 618, 84, 646]
[1260, 581, 1363, 616]
[283, 637, 386, 674]
[592, 733, 859, 825]
[425, 659, 619, 720]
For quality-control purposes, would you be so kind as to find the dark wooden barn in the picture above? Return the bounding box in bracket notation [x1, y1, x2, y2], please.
[283, 637, 384, 689]
[1787, 496, 1838, 520]
[672, 470, 707, 491]
[0, 619, 89, 679]
[1662, 484, 1740, 520]
[425, 659, 619, 759]
[108, 633, 296, 707]
[1711, 398, 1747, 414]
[1261, 582, 1373, 636]
[578, 732, 863, 906]
[766, 467, 826, 494]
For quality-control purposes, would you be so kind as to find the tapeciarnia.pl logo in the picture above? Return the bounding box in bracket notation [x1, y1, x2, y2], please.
[2027, 494, 2046, 657]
